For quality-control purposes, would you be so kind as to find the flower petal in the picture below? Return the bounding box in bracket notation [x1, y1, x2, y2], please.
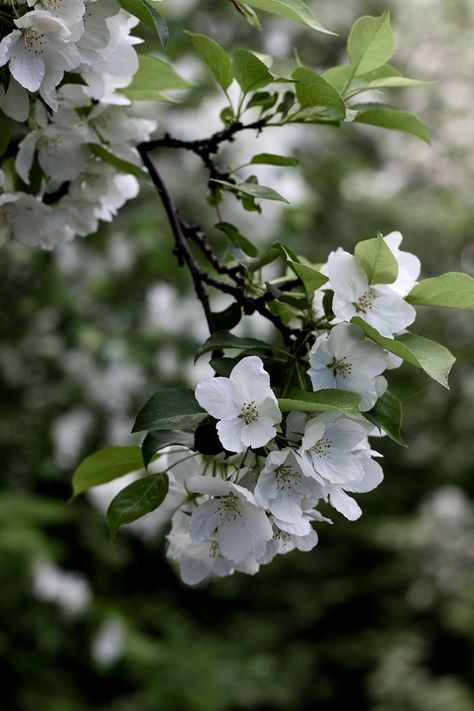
[195, 376, 239, 419]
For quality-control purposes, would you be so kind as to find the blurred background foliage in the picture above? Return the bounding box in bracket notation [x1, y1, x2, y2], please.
[1, 0, 474, 709]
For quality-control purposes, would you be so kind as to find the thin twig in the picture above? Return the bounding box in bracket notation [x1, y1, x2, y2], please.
[138, 120, 297, 347]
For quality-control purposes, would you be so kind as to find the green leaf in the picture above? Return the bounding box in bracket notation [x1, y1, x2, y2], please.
[118, 0, 168, 47]
[238, 2, 262, 29]
[107, 474, 169, 539]
[354, 104, 430, 143]
[212, 302, 242, 331]
[142, 430, 194, 468]
[246, 91, 278, 110]
[368, 391, 406, 446]
[132, 388, 207, 433]
[322, 65, 353, 93]
[279, 389, 364, 420]
[242, 0, 334, 34]
[121, 55, 192, 102]
[186, 32, 233, 90]
[287, 261, 328, 295]
[250, 153, 299, 167]
[347, 10, 395, 76]
[0, 111, 10, 158]
[293, 67, 346, 115]
[232, 50, 274, 92]
[88, 144, 151, 183]
[358, 64, 432, 90]
[245, 245, 281, 272]
[71, 447, 143, 499]
[215, 221, 258, 257]
[266, 282, 308, 309]
[352, 317, 456, 388]
[195, 330, 274, 361]
[212, 179, 289, 203]
[407, 272, 474, 309]
[277, 90, 295, 117]
[354, 233, 398, 285]
[210, 356, 240, 377]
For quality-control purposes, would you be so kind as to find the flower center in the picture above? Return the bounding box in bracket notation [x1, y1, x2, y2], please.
[37, 135, 61, 157]
[215, 492, 242, 521]
[354, 289, 376, 313]
[239, 401, 259, 424]
[208, 541, 220, 558]
[0, 205, 14, 224]
[311, 437, 331, 458]
[275, 529, 291, 542]
[276, 464, 299, 490]
[24, 30, 47, 56]
[327, 356, 352, 378]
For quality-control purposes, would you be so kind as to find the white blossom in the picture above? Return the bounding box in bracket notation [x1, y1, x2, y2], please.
[0, 10, 81, 97]
[299, 413, 368, 485]
[258, 522, 319, 564]
[309, 323, 387, 411]
[0, 192, 50, 246]
[383, 231, 421, 297]
[254, 449, 319, 529]
[195, 356, 282, 453]
[188, 476, 273, 564]
[167, 512, 234, 585]
[326, 248, 416, 337]
[16, 122, 90, 184]
[27, 0, 86, 26]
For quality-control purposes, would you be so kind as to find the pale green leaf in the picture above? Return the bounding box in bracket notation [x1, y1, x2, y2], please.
[359, 64, 432, 90]
[352, 317, 455, 388]
[186, 32, 233, 90]
[279, 389, 364, 420]
[322, 65, 352, 93]
[242, 0, 335, 34]
[354, 104, 430, 143]
[232, 50, 274, 92]
[287, 261, 328, 295]
[293, 67, 346, 115]
[121, 55, 193, 102]
[71, 447, 144, 499]
[348, 10, 395, 76]
[407, 272, 474, 309]
[354, 233, 398, 284]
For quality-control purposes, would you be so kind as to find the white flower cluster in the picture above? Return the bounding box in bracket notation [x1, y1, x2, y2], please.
[161, 232, 421, 585]
[0, 0, 155, 248]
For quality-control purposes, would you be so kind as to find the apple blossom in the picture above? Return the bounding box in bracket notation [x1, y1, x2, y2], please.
[254, 449, 320, 527]
[299, 413, 368, 485]
[188, 477, 273, 564]
[195, 356, 282, 453]
[326, 248, 417, 337]
[308, 323, 387, 411]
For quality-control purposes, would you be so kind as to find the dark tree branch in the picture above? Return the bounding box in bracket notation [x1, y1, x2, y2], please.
[138, 120, 298, 348]
[138, 144, 216, 333]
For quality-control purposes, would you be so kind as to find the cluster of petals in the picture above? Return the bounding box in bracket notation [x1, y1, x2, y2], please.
[0, 0, 152, 248]
[309, 232, 421, 408]
[163, 356, 386, 585]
